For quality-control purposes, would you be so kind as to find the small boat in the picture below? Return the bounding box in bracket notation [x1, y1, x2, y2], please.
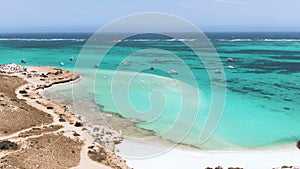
[94, 64, 99, 68]
[69, 57, 75, 61]
[227, 65, 234, 69]
[214, 69, 223, 74]
[169, 69, 178, 75]
[60, 62, 64, 66]
[20, 60, 26, 64]
[226, 58, 234, 62]
[121, 61, 127, 65]
[150, 66, 154, 70]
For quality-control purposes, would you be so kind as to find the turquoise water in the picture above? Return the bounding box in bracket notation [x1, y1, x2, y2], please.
[0, 32, 299, 149]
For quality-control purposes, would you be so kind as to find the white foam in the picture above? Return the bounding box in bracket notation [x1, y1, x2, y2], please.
[0, 38, 86, 42]
[112, 38, 197, 42]
[218, 39, 252, 42]
[218, 39, 300, 42]
[259, 39, 300, 42]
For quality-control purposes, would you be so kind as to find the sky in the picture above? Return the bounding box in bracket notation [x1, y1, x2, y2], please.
[0, 0, 299, 32]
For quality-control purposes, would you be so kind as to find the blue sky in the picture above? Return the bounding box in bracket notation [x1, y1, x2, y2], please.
[0, 0, 299, 32]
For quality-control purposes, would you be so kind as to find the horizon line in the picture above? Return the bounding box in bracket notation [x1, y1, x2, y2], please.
[1, 30, 300, 33]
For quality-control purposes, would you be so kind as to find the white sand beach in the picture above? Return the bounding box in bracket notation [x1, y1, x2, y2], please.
[117, 139, 300, 169]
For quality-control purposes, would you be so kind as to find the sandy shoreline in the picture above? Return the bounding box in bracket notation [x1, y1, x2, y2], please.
[117, 138, 300, 169]
[1, 63, 299, 169]
[0, 63, 129, 169]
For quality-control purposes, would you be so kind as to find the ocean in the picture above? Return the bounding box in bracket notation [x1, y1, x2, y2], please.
[0, 32, 299, 150]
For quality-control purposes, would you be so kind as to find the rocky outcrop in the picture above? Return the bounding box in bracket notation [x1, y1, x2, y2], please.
[88, 145, 130, 169]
